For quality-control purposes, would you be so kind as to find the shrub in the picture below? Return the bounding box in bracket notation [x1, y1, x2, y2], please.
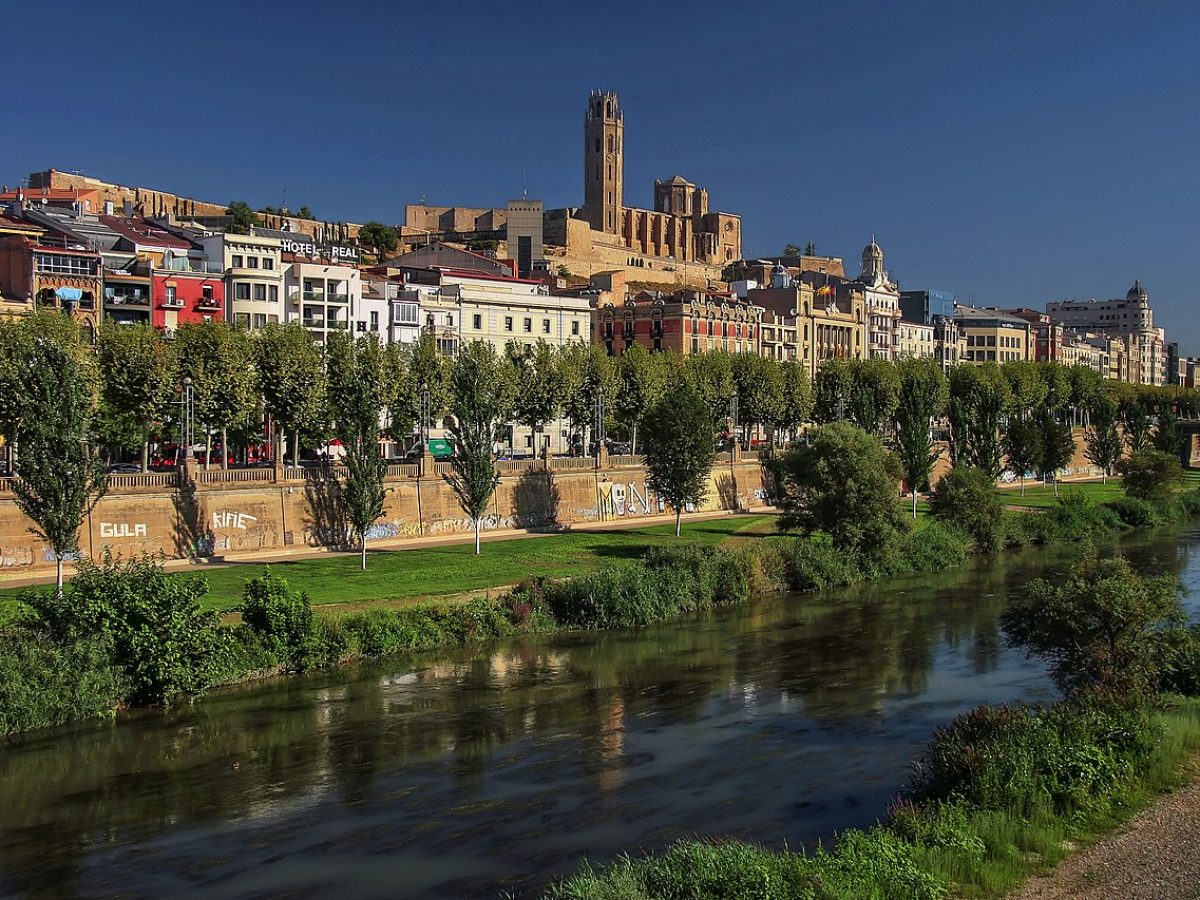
[240, 570, 314, 667]
[891, 521, 970, 575]
[1177, 488, 1200, 516]
[1119, 450, 1183, 506]
[1003, 552, 1184, 701]
[909, 702, 1153, 816]
[1031, 493, 1122, 545]
[23, 555, 223, 705]
[928, 466, 1003, 552]
[1106, 496, 1164, 528]
[783, 536, 867, 592]
[301, 616, 351, 668]
[0, 629, 125, 736]
[343, 607, 446, 658]
[1159, 625, 1200, 697]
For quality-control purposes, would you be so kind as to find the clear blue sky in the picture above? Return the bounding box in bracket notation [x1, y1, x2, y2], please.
[8, 1, 1199, 349]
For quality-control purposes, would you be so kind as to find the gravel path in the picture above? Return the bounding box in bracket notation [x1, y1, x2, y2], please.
[1013, 772, 1200, 899]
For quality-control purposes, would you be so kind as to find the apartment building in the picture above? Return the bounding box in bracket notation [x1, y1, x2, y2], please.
[895, 320, 935, 359]
[953, 306, 1030, 364]
[198, 232, 283, 330]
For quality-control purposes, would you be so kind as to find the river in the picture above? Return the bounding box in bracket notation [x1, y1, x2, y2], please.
[3, 526, 1199, 899]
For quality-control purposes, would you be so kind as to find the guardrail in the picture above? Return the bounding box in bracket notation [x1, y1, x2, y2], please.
[194, 468, 274, 484]
[548, 457, 595, 471]
[386, 463, 420, 478]
[496, 458, 541, 474]
[0, 476, 15, 493]
[107, 472, 179, 489]
[608, 454, 645, 468]
[284, 465, 348, 481]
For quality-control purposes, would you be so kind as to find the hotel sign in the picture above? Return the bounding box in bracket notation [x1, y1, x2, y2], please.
[279, 237, 360, 262]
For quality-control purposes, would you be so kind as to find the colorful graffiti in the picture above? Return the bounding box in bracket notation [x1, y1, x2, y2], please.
[597, 482, 666, 519]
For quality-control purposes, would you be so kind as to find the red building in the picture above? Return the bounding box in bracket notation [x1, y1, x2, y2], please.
[593, 287, 762, 356]
[100, 216, 224, 331]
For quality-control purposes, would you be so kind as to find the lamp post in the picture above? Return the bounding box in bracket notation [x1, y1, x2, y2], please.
[593, 386, 606, 467]
[181, 376, 194, 462]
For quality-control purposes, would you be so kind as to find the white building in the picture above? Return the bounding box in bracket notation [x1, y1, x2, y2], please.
[856, 237, 902, 359]
[1046, 281, 1168, 385]
[362, 270, 422, 345]
[198, 231, 284, 330]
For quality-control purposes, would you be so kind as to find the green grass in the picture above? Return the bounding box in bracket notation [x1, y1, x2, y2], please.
[999, 478, 1127, 509]
[0, 515, 775, 617]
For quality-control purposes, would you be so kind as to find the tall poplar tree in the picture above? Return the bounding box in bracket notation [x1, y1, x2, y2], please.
[97, 323, 175, 471]
[254, 322, 325, 465]
[891, 357, 947, 518]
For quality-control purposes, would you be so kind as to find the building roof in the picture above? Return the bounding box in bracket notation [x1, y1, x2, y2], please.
[99, 215, 193, 251]
[953, 305, 1030, 327]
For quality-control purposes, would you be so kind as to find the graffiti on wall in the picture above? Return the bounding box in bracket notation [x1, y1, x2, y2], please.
[99, 522, 148, 538]
[0, 546, 33, 568]
[42, 548, 84, 563]
[597, 481, 669, 520]
[427, 514, 516, 535]
[212, 511, 258, 530]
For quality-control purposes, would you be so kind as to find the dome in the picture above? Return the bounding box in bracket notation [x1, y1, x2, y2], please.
[1127, 279, 1148, 301]
[862, 233, 883, 260]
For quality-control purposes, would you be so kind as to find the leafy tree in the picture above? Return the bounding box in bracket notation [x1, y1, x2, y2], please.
[614, 342, 667, 455]
[1154, 409, 1183, 457]
[326, 333, 388, 569]
[254, 323, 326, 465]
[641, 384, 716, 537]
[1003, 550, 1184, 701]
[508, 340, 565, 456]
[297, 206, 314, 220]
[358, 221, 399, 262]
[813, 358, 852, 424]
[1068, 365, 1104, 425]
[1036, 361, 1072, 412]
[1036, 409, 1076, 496]
[804, 241, 816, 256]
[12, 338, 107, 594]
[1000, 360, 1046, 417]
[381, 341, 418, 443]
[929, 465, 1003, 552]
[1121, 400, 1153, 454]
[948, 363, 1010, 477]
[1085, 395, 1123, 482]
[445, 344, 506, 554]
[1003, 418, 1042, 496]
[783, 244, 802, 257]
[682, 349, 735, 424]
[174, 322, 257, 469]
[773, 358, 813, 445]
[97, 323, 175, 471]
[225, 201, 259, 235]
[560, 342, 617, 453]
[1119, 450, 1182, 507]
[404, 334, 452, 448]
[891, 357, 947, 517]
[731, 353, 783, 449]
[0, 319, 31, 473]
[240, 570, 313, 668]
[848, 358, 901, 435]
[774, 422, 909, 557]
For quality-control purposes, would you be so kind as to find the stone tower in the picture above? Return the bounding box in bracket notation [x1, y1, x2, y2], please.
[860, 234, 885, 285]
[584, 90, 623, 235]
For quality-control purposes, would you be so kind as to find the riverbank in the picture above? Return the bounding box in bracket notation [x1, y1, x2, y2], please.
[1014, 752, 1200, 899]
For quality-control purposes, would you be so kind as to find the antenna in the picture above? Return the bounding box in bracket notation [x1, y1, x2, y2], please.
[522, 166, 528, 200]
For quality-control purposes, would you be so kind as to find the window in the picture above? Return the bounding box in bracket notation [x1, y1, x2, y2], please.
[504, 316, 513, 331]
[446, 313, 454, 327]
[235, 312, 251, 328]
[262, 257, 274, 271]
[231, 254, 243, 268]
[542, 319, 551, 334]
[235, 283, 251, 300]
[370, 311, 379, 330]
[571, 320, 580, 336]
[473, 314, 482, 330]
[254, 283, 267, 301]
[269, 285, 278, 302]
[253, 313, 267, 329]
[523, 318, 532, 333]
[395, 303, 418, 325]
[201, 285, 214, 301]
[164, 286, 177, 305]
[247, 256, 259, 269]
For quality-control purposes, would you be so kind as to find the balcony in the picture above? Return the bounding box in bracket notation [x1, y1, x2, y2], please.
[197, 297, 222, 310]
[302, 290, 325, 302]
[326, 292, 349, 304]
[105, 294, 150, 307]
[161, 297, 184, 309]
[302, 317, 325, 329]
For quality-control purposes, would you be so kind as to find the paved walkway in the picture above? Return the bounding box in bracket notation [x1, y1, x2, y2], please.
[1014, 767, 1200, 900]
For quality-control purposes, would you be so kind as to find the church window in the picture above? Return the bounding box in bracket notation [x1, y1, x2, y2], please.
[607, 135, 614, 151]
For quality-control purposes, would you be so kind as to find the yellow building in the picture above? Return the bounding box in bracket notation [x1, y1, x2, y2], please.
[954, 306, 1030, 364]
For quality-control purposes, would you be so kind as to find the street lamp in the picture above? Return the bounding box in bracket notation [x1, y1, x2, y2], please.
[181, 376, 195, 462]
[593, 387, 606, 463]
[728, 394, 739, 450]
[419, 381, 431, 451]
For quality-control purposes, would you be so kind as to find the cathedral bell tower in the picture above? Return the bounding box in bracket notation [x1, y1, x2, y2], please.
[584, 90, 623, 235]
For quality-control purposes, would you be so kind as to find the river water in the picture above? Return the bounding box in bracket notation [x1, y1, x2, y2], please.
[3, 526, 1199, 899]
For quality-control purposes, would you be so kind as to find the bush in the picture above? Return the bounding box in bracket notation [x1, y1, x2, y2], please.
[240, 570, 314, 667]
[929, 466, 1003, 552]
[0, 629, 125, 736]
[1106, 496, 1164, 528]
[890, 521, 970, 575]
[23, 555, 224, 705]
[909, 702, 1153, 816]
[302, 616, 351, 668]
[783, 536, 868, 592]
[1120, 450, 1183, 506]
[1030, 493, 1122, 545]
[1159, 625, 1200, 697]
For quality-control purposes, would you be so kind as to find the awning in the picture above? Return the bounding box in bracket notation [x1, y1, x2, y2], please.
[55, 287, 83, 301]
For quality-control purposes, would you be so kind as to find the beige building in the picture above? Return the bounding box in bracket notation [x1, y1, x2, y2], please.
[896, 320, 936, 359]
[856, 237, 902, 359]
[954, 306, 1031, 364]
[1045, 281, 1167, 385]
[198, 232, 283, 330]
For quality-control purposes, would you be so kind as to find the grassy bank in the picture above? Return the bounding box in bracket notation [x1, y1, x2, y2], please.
[545, 698, 1200, 899]
[0, 516, 775, 622]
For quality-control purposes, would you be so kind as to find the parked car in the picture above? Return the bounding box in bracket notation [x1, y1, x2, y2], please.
[107, 463, 142, 475]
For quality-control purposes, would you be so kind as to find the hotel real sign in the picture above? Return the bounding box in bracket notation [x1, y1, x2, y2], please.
[279, 236, 360, 262]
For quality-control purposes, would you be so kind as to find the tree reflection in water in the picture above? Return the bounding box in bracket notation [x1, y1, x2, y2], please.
[1, 525, 1196, 898]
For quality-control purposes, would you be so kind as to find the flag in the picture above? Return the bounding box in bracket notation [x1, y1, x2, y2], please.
[816, 284, 833, 296]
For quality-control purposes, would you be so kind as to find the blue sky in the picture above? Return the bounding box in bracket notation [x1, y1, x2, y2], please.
[9, 0, 1200, 348]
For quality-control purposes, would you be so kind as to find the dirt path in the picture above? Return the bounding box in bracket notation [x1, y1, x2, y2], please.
[1013, 763, 1200, 900]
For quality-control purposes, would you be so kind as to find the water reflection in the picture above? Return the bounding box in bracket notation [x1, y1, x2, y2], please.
[3, 525, 1198, 898]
